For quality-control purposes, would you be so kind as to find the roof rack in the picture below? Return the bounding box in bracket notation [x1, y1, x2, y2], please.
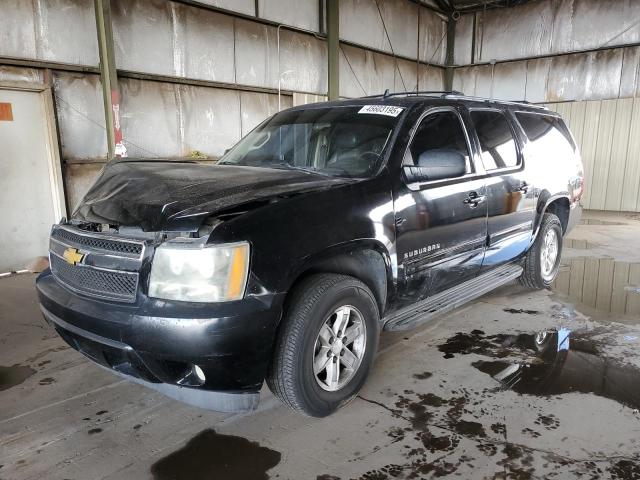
[360, 90, 465, 99]
[358, 90, 549, 110]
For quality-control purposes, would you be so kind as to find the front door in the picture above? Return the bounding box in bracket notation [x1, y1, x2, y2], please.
[393, 107, 488, 307]
[468, 109, 535, 271]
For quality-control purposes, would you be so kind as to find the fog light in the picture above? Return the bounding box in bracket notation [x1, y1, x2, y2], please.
[193, 365, 206, 383]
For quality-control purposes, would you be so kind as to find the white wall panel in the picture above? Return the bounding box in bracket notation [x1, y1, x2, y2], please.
[53, 72, 108, 161]
[65, 163, 105, 212]
[112, 0, 175, 75]
[240, 91, 292, 135]
[180, 5, 236, 83]
[258, 0, 319, 32]
[234, 19, 279, 89]
[454, 47, 638, 103]
[119, 79, 182, 158]
[197, 0, 255, 16]
[0, 66, 44, 84]
[0, 0, 98, 66]
[455, 0, 640, 64]
[278, 30, 327, 94]
[418, 64, 444, 91]
[546, 98, 640, 213]
[418, 7, 447, 66]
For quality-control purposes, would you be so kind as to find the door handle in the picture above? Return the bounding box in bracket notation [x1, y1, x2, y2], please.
[515, 182, 529, 193]
[463, 192, 486, 208]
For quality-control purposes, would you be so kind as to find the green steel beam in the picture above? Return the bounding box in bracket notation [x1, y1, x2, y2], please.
[326, 0, 339, 100]
[444, 13, 456, 91]
[94, 0, 121, 159]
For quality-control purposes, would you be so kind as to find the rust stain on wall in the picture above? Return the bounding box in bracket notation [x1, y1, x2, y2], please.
[0, 102, 13, 121]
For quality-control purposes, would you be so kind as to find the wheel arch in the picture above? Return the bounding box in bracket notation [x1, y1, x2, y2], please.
[534, 193, 570, 238]
[284, 240, 393, 320]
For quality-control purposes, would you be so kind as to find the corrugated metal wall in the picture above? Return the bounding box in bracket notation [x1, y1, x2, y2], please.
[546, 99, 640, 213]
[452, 0, 640, 213]
[0, 0, 446, 212]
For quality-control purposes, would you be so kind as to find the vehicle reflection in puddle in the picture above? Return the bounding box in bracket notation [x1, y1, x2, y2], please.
[552, 257, 640, 318]
[473, 329, 640, 410]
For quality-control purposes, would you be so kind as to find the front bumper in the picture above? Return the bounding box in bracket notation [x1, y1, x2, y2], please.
[36, 270, 284, 411]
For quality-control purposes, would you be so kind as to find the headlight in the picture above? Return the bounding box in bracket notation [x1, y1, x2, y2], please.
[149, 242, 250, 302]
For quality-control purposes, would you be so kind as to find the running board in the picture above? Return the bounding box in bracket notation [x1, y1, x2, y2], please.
[383, 263, 523, 331]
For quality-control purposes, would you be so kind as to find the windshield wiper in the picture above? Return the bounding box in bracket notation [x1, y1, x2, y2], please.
[269, 163, 335, 177]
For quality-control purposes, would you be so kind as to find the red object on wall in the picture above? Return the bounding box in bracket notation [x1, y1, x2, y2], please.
[0, 103, 13, 121]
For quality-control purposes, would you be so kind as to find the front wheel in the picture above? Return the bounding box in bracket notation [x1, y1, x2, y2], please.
[267, 274, 380, 417]
[519, 212, 563, 289]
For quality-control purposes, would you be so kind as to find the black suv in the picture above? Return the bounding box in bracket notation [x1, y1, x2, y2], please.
[36, 92, 583, 417]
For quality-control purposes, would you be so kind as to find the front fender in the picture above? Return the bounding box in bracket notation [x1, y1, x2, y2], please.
[287, 240, 394, 318]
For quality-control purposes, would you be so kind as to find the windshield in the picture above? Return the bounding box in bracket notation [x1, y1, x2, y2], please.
[218, 106, 402, 178]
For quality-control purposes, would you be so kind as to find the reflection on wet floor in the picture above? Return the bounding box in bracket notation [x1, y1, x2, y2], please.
[473, 329, 640, 410]
[578, 219, 626, 226]
[150, 429, 281, 480]
[0, 365, 36, 391]
[564, 238, 598, 249]
[552, 256, 640, 317]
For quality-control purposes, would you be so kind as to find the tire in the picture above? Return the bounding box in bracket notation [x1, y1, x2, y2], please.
[266, 273, 380, 417]
[519, 212, 563, 290]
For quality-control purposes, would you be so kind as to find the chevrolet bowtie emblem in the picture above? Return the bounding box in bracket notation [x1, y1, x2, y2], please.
[62, 247, 85, 265]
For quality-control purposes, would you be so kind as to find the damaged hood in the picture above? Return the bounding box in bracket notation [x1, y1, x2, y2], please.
[73, 160, 352, 231]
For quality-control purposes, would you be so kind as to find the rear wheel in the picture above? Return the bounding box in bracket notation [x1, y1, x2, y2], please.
[267, 274, 380, 417]
[519, 213, 563, 289]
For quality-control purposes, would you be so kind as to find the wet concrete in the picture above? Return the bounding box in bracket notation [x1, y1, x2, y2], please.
[472, 329, 640, 411]
[150, 429, 281, 480]
[1, 211, 640, 480]
[0, 365, 35, 391]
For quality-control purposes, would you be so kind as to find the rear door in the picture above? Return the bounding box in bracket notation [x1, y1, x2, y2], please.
[468, 108, 535, 271]
[393, 106, 488, 306]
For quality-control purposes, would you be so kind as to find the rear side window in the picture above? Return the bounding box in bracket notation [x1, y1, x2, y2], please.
[515, 112, 576, 153]
[470, 111, 520, 170]
[406, 110, 472, 174]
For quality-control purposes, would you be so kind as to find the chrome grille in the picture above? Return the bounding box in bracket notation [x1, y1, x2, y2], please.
[49, 225, 145, 303]
[52, 227, 143, 257]
[50, 254, 139, 303]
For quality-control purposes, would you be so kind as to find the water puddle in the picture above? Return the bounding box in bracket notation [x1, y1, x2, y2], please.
[579, 219, 626, 226]
[473, 329, 640, 410]
[552, 257, 640, 319]
[150, 429, 281, 480]
[564, 238, 598, 249]
[0, 365, 36, 391]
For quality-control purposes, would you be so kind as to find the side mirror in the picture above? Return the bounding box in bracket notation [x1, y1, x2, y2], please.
[403, 149, 466, 183]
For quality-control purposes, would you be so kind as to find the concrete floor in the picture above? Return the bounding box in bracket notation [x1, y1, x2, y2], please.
[2, 211, 640, 480]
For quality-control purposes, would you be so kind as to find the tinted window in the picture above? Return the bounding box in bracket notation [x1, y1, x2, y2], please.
[515, 112, 576, 152]
[406, 111, 472, 175]
[471, 111, 519, 170]
[219, 106, 399, 178]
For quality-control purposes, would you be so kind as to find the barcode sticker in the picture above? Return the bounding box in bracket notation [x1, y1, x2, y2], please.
[358, 105, 404, 117]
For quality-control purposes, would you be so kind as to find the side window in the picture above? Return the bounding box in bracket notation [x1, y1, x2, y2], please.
[515, 112, 576, 152]
[470, 110, 519, 170]
[405, 111, 472, 177]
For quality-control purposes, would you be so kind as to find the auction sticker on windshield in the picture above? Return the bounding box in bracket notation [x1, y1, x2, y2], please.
[358, 105, 404, 117]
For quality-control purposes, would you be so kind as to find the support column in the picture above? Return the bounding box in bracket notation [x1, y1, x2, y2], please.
[444, 14, 456, 91]
[326, 0, 339, 101]
[94, 0, 124, 159]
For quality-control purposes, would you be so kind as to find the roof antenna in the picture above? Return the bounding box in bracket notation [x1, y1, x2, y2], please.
[383, 88, 390, 98]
